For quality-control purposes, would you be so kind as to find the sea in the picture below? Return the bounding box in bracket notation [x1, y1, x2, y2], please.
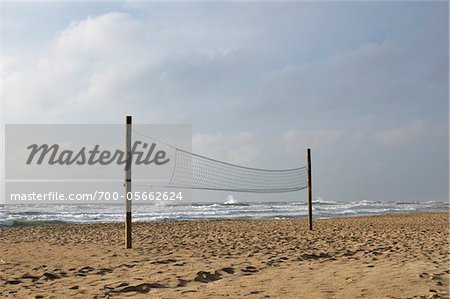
[0, 199, 448, 227]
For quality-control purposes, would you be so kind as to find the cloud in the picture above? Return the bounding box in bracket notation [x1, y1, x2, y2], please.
[192, 132, 259, 165]
[4, 4, 447, 127]
[247, 37, 447, 126]
[3, 10, 264, 124]
[4, 12, 146, 120]
[55, 12, 141, 53]
[375, 121, 446, 146]
[282, 129, 342, 155]
[376, 121, 425, 145]
[2, 3, 448, 202]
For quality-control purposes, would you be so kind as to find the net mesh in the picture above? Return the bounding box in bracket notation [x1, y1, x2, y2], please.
[133, 130, 307, 193]
[168, 149, 307, 193]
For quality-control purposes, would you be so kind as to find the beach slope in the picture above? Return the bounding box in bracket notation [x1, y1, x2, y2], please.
[0, 212, 448, 298]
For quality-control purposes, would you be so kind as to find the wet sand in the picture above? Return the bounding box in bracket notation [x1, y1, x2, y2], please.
[0, 212, 448, 298]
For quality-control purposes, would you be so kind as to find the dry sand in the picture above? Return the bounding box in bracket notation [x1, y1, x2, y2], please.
[0, 212, 448, 298]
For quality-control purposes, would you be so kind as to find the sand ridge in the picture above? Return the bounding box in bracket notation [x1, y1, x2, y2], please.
[0, 212, 448, 298]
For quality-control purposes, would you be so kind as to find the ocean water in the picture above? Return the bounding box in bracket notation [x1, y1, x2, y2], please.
[0, 200, 448, 227]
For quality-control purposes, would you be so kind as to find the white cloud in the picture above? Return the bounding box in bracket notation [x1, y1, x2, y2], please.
[4, 13, 145, 120]
[192, 132, 259, 165]
[2, 3, 447, 202]
[3, 10, 262, 123]
[55, 13, 140, 52]
[375, 121, 444, 146]
[282, 129, 342, 155]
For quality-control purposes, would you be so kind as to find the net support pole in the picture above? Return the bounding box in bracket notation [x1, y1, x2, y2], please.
[125, 116, 132, 249]
[306, 148, 313, 230]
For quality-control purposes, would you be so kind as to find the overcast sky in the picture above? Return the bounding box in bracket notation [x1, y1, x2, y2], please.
[1, 1, 448, 203]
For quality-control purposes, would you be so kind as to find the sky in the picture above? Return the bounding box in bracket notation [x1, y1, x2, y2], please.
[1, 1, 449, 203]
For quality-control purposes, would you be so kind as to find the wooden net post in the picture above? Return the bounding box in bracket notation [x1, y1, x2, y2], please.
[125, 116, 132, 248]
[306, 148, 313, 230]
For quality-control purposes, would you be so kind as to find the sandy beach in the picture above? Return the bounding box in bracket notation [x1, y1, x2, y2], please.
[0, 212, 448, 298]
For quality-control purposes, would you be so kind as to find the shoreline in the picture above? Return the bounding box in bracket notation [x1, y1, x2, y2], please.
[0, 212, 448, 298]
[0, 210, 448, 228]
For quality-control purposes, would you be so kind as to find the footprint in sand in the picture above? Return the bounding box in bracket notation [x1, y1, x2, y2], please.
[176, 278, 190, 287]
[151, 259, 177, 265]
[250, 290, 263, 295]
[115, 283, 165, 294]
[21, 273, 40, 282]
[221, 267, 235, 274]
[174, 262, 187, 266]
[431, 272, 444, 281]
[6, 279, 21, 285]
[43, 272, 60, 280]
[104, 282, 128, 290]
[266, 260, 280, 267]
[241, 266, 259, 274]
[119, 263, 135, 268]
[194, 271, 222, 283]
[78, 266, 95, 273]
[96, 268, 113, 275]
[300, 252, 333, 260]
